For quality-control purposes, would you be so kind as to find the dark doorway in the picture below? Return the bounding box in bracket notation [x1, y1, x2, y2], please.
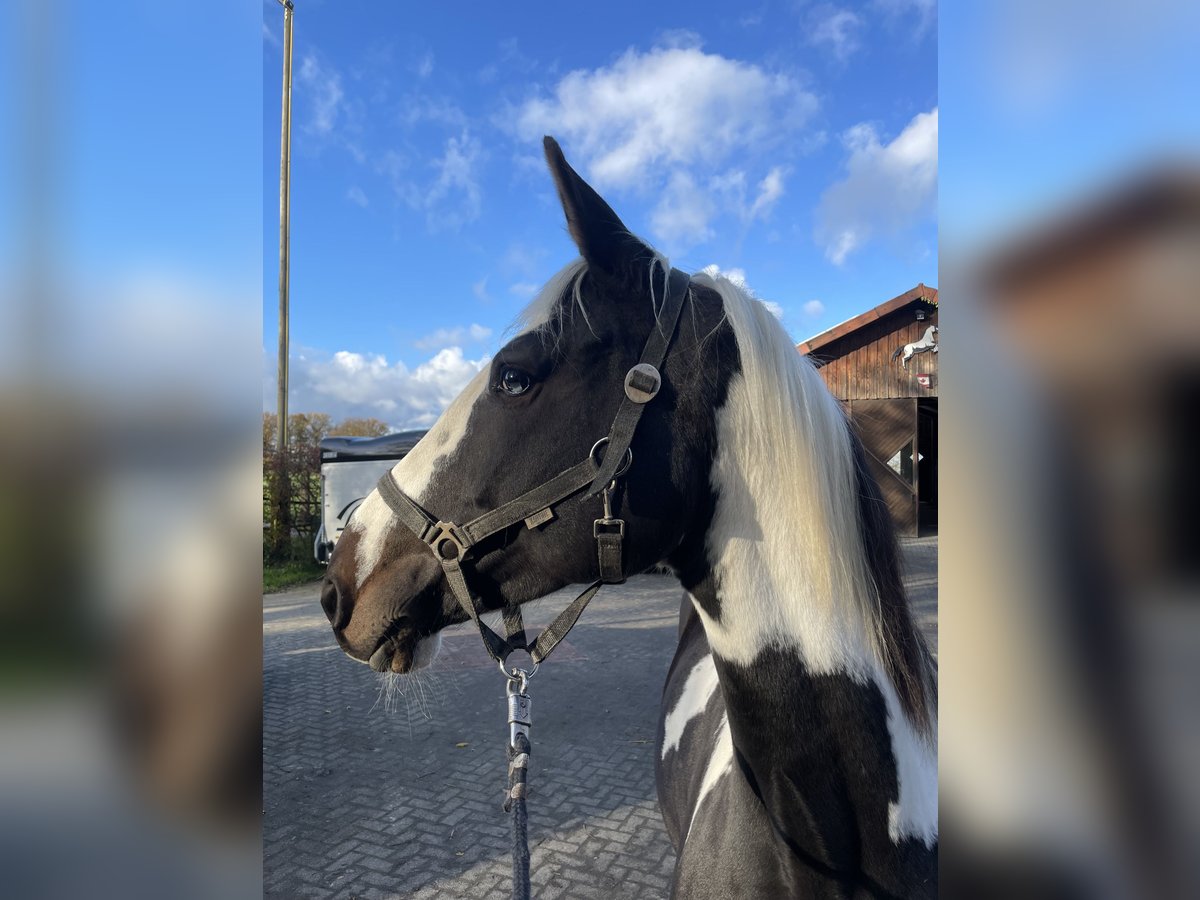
[917, 399, 938, 534]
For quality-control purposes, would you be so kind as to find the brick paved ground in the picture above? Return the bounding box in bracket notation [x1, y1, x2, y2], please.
[264, 537, 937, 899]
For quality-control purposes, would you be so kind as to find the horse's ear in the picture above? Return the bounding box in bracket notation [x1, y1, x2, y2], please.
[543, 136, 653, 278]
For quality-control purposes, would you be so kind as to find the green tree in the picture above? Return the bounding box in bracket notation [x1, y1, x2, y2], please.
[262, 412, 332, 562]
[262, 412, 333, 453]
[331, 416, 392, 437]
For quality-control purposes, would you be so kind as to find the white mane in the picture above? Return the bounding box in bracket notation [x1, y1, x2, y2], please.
[691, 270, 889, 678]
[696, 270, 937, 844]
[517, 258, 589, 336]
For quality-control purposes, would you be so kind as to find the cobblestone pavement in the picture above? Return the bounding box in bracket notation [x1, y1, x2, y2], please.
[264, 538, 937, 899]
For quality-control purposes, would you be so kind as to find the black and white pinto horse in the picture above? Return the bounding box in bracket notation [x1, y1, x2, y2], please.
[322, 138, 937, 898]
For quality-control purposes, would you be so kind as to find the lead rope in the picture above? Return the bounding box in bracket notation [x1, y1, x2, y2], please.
[504, 668, 534, 900]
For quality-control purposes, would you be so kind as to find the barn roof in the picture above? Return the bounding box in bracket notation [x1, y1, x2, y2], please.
[978, 164, 1200, 294]
[795, 283, 938, 356]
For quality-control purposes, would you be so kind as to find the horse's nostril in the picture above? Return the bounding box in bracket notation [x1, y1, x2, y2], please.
[320, 577, 350, 631]
[319, 578, 337, 621]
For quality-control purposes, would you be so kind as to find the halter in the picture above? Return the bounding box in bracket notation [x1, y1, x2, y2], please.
[373, 266, 690, 900]
[374, 267, 691, 670]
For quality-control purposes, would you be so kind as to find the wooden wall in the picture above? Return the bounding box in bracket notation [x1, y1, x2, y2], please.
[847, 399, 919, 536]
[810, 306, 938, 401]
[802, 300, 938, 536]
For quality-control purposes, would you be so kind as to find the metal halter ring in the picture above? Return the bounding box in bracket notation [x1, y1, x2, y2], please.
[499, 657, 539, 683]
[428, 521, 469, 562]
[589, 438, 632, 478]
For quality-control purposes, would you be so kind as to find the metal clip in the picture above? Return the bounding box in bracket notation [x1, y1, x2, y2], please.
[594, 483, 626, 538]
[506, 676, 532, 749]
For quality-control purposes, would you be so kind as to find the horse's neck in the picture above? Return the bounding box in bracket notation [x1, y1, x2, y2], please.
[683, 559, 938, 867]
[705, 629, 896, 868]
[686, 555, 899, 760]
[675, 511, 938, 852]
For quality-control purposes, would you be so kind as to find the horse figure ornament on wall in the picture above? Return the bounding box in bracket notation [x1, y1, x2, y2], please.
[320, 137, 938, 899]
[892, 324, 938, 369]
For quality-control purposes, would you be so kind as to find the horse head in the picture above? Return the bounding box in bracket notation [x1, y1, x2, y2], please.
[320, 138, 733, 673]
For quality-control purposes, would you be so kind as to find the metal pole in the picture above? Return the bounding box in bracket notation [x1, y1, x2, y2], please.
[276, 0, 294, 452]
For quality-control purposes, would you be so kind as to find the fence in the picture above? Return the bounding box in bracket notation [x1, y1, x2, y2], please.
[263, 442, 322, 562]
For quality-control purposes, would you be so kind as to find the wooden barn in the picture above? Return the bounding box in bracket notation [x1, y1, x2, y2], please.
[980, 167, 1200, 590]
[797, 284, 939, 537]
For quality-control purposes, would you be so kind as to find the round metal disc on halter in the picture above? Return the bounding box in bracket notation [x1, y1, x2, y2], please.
[624, 363, 661, 404]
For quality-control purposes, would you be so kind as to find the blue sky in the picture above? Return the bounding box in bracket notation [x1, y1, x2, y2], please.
[262, 0, 938, 428]
[940, 1, 1200, 250]
[0, 2, 262, 411]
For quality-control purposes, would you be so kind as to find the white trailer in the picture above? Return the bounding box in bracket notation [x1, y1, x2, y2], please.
[314, 430, 427, 563]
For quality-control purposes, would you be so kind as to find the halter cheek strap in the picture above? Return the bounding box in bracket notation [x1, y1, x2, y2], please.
[375, 267, 691, 666]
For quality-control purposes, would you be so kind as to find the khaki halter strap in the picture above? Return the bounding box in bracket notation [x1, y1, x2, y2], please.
[375, 266, 692, 667]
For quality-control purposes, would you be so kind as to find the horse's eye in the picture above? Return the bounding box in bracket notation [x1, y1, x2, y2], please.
[499, 367, 532, 396]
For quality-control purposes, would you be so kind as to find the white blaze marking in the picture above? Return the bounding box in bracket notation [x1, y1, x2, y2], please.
[687, 714, 733, 837]
[352, 369, 488, 589]
[661, 652, 719, 759]
[349, 491, 395, 592]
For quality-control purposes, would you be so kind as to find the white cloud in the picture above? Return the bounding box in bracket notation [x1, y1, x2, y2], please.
[748, 166, 788, 220]
[402, 131, 484, 231]
[346, 186, 368, 207]
[288, 345, 490, 429]
[701, 264, 747, 289]
[651, 172, 716, 246]
[815, 107, 938, 265]
[377, 149, 408, 188]
[413, 323, 493, 351]
[508, 282, 540, 299]
[873, 0, 937, 40]
[807, 6, 864, 61]
[472, 278, 491, 302]
[700, 264, 783, 319]
[397, 93, 468, 129]
[297, 55, 344, 136]
[803, 299, 826, 317]
[515, 44, 814, 191]
[514, 43, 816, 249]
[416, 50, 434, 80]
[705, 167, 790, 227]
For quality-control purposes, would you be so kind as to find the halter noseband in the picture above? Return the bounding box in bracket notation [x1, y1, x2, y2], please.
[374, 267, 692, 668]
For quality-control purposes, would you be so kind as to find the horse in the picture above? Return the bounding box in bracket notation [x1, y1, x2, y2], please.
[892, 325, 938, 369]
[320, 137, 938, 898]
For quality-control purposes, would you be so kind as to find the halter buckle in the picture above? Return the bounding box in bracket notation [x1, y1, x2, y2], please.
[593, 518, 625, 538]
[429, 521, 470, 561]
